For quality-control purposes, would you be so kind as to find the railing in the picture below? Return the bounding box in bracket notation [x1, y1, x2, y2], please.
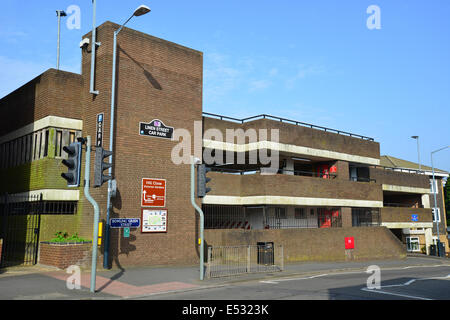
[384, 203, 423, 208]
[350, 177, 377, 183]
[206, 244, 284, 279]
[210, 167, 337, 179]
[203, 112, 375, 141]
[352, 208, 381, 227]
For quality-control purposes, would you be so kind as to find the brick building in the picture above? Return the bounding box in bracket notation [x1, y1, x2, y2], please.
[0, 21, 448, 268]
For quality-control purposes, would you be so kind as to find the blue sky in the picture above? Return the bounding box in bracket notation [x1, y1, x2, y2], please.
[0, 0, 449, 173]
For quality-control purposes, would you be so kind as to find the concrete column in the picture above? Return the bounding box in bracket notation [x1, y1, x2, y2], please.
[283, 158, 294, 175]
[421, 194, 430, 208]
[425, 228, 433, 255]
[341, 207, 352, 227]
[335, 161, 349, 180]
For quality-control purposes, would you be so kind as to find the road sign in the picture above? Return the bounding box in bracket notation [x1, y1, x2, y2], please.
[141, 209, 167, 233]
[141, 178, 166, 207]
[411, 214, 419, 222]
[123, 227, 130, 238]
[110, 218, 141, 228]
[96, 113, 104, 147]
[139, 119, 174, 140]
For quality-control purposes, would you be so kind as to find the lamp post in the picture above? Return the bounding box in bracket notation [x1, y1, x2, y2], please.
[431, 145, 450, 256]
[411, 136, 421, 172]
[103, 5, 151, 269]
[56, 10, 67, 70]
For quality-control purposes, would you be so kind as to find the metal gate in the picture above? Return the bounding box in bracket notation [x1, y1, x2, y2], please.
[0, 194, 42, 268]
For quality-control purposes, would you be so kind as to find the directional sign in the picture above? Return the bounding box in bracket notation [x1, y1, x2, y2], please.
[110, 218, 141, 228]
[139, 119, 174, 140]
[141, 178, 166, 207]
[96, 113, 104, 147]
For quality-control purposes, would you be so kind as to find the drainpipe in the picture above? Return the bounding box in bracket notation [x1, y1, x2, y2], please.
[191, 156, 204, 280]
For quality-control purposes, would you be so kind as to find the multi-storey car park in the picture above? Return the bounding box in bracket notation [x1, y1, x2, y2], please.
[0, 21, 448, 269]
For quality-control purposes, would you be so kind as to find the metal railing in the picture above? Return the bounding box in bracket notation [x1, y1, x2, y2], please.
[383, 203, 423, 208]
[352, 208, 381, 227]
[203, 112, 375, 141]
[206, 244, 284, 279]
[210, 166, 337, 179]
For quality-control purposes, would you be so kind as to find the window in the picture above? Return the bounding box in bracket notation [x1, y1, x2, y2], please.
[69, 131, 76, 144]
[55, 130, 62, 157]
[430, 179, 438, 194]
[432, 208, 441, 222]
[275, 207, 286, 219]
[406, 237, 420, 252]
[295, 208, 306, 219]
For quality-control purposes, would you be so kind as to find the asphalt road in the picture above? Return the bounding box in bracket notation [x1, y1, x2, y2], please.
[143, 264, 450, 300]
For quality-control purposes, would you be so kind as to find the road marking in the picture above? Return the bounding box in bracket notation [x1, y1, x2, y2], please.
[361, 274, 450, 300]
[361, 288, 432, 300]
[259, 264, 450, 285]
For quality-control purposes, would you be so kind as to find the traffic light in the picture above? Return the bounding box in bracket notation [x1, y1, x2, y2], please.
[197, 164, 212, 198]
[94, 147, 113, 188]
[61, 142, 82, 187]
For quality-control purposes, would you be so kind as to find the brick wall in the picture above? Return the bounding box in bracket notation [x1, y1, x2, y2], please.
[207, 171, 383, 202]
[39, 242, 92, 269]
[0, 69, 82, 137]
[78, 21, 203, 267]
[369, 167, 429, 189]
[380, 207, 433, 223]
[203, 117, 380, 160]
[205, 227, 406, 262]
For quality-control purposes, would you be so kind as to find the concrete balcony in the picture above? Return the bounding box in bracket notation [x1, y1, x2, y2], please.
[369, 167, 430, 194]
[204, 171, 383, 208]
[203, 115, 380, 166]
[380, 207, 433, 228]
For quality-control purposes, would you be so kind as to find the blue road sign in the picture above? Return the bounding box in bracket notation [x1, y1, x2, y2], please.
[411, 214, 419, 222]
[110, 218, 140, 228]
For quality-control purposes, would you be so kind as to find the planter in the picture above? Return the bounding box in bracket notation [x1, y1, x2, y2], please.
[39, 242, 92, 270]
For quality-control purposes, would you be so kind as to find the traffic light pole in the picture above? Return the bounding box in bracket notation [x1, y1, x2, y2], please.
[83, 136, 101, 293]
[191, 157, 204, 281]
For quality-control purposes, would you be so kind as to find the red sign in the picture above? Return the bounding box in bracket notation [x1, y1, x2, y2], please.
[141, 178, 166, 207]
[345, 237, 355, 250]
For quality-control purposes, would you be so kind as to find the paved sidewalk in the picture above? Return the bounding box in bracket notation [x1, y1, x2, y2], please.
[0, 255, 448, 300]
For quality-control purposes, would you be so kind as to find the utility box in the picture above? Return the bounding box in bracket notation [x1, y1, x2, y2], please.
[257, 242, 274, 266]
[429, 244, 437, 256]
[438, 242, 446, 257]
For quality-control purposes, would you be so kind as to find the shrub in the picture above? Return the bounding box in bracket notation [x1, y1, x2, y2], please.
[49, 231, 89, 243]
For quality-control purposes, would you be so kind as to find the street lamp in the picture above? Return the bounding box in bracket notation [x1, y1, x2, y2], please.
[431, 145, 450, 257]
[56, 10, 67, 70]
[103, 5, 151, 269]
[411, 136, 421, 172]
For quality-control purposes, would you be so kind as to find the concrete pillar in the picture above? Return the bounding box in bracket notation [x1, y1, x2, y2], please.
[421, 194, 430, 208]
[341, 207, 352, 227]
[335, 161, 349, 180]
[283, 158, 294, 175]
[425, 228, 433, 255]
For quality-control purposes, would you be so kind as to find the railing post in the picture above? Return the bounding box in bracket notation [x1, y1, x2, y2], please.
[247, 245, 251, 273]
[206, 246, 212, 279]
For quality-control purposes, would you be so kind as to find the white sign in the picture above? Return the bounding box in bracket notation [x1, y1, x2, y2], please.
[141, 209, 167, 233]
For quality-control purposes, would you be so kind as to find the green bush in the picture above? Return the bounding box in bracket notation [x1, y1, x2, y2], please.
[49, 231, 89, 243]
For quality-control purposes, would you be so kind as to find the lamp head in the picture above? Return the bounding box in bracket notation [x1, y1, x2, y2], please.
[411, 136, 418, 139]
[134, 5, 151, 16]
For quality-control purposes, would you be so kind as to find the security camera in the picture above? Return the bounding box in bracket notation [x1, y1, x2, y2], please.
[79, 38, 90, 50]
